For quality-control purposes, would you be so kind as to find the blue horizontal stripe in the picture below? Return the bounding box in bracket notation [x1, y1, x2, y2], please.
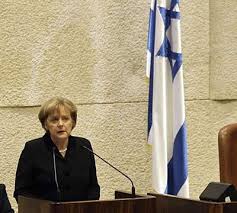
[167, 122, 188, 195]
[147, 0, 157, 135]
[147, 2, 157, 53]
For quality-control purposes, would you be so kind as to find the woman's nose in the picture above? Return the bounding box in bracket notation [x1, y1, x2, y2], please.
[57, 118, 63, 126]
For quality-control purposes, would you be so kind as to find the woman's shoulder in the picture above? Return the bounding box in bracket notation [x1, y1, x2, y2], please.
[24, 136, 45, 149]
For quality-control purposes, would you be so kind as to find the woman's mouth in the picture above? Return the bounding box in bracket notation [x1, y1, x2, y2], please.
[57, 130, 66, 133]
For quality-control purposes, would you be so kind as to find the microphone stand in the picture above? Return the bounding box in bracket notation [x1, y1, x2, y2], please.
[82, 145, 136, 197]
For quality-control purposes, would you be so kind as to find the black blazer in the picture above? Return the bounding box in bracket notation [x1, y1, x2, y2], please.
[14, 133, 100, 202]
[0, 184, 14, 213]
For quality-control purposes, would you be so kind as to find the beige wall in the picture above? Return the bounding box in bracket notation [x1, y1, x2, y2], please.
[0, 0, 237, 211]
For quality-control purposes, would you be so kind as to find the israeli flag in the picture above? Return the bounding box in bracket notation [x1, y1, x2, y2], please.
[146, 0, 189, 197]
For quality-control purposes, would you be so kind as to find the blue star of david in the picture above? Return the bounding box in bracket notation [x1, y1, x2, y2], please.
[156, 0, 182, 80]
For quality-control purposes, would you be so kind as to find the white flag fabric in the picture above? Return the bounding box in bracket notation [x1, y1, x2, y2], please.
[146, 0, 189, 197]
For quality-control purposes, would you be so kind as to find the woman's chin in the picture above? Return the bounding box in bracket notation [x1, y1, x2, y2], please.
[54, 133, 68, 140]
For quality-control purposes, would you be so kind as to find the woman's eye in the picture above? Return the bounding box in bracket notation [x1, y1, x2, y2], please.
[62, 117, 70, 121]
[49, 117, 58, 122]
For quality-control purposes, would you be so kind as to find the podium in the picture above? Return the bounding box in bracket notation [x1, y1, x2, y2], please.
[18, 191, 237, 213]
[18, 191, 156, 213]
[148, 192, 237, 213]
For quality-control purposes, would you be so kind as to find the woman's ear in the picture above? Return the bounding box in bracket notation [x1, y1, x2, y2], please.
[72, 121, 76, 129]
[44, 122, 48, 131]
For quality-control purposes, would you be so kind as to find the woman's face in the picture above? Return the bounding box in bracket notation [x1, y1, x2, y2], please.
[45, 106, 74, 143]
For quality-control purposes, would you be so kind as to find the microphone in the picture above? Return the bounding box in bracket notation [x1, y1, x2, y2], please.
[52, 147, 61, 202]
[81, 145, 136, 197]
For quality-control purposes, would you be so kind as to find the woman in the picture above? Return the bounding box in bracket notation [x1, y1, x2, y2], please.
[14, 97, 100, 202]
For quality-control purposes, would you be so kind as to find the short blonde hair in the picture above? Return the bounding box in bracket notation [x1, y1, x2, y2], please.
[38, 97, 77, 130]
